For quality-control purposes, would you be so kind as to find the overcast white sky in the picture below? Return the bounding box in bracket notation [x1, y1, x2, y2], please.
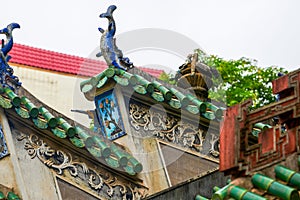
[2, 0, 300, 72]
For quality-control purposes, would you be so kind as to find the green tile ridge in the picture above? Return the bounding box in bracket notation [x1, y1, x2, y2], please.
[228, 185, 267, 200]
[152, 81, 172, 101]
[120, 71, 138, 85]
[110, 143, 128, 167]
[212, 184, 231, 200]
[169, 88, 189, 107]
[128, 156, 143, 173]
[168, 98, 181, 109]
[0, 191, 5, 200]
[114, 75, 129, 86]
[252, 173, 299, 200]
[7, 191, 21, 200]
[92, 135, 111, 158]
[151, 92, 164, 102]
[275, 165, 300, 189]
[21, 97, 39, 118]
[252, 123, 272, 137]
[0, 95, 12, 109]
[0, 89, 143, 175]
[39, 107, 58, 128]
[195, 195, 209, 200]
[134, 74, 155, 93]
[105, 157, 120, 168]
[123, 165, 136, 176]
[56, 117, 76, 138]
[186, 94, 207, 113]
[15, 107, 30, 119]
[4, 88, 21, 107]
[0, 191, 21, 200]
[80, 68, 225, 120]
[133, 85, 147, 94]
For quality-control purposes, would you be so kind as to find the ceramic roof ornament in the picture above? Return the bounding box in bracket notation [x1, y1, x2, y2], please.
[0, 23, 21, 91]
[96, 5, 134, 71]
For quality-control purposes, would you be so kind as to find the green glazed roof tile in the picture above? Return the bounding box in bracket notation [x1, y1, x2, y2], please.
[105, 157, 120, 168]
[128, 156, 143, 173]
[169, 88, 189, 107]
[4, 88, 21, 107]
[133, 85, 147, 94]
[80, 68, 224, 121]
[152, 81, 172, 101]
[186, 105, 200, 115]
[69, 137, 85, 148]
[134, 74, 155, 93]
[0, 95, 12, 109]
[198, 163, 300, 200]
[7, 191, 21, 200]
[169, 98, 181, 109]
[114, 75, 129, 86]
[123, 165, 136, 176]
[51, 127, 67, 138]
[96, 76, 108, 88]
[21, 97, 39, 118]
[56, 117, 76, 138]
[39, 107, 57, 128]
[122, 71, 138, 85]
[0, 191, 5, 200]
[81, 84, 93, 93]
[92, 136, 111, 158]
[15, 107, 30, 119]
[87, 146, 102, 158]
[0, 87, 143, 175]
[0, 191, 21, 200]
[151, 92, 164, 102]
[32, 117, 48, 129]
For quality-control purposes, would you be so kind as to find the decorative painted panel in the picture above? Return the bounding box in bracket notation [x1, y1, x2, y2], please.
[0, 125, 9, 159]
[95, 90, 126, 140]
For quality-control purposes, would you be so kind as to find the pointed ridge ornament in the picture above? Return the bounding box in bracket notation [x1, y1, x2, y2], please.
[97, 5, 134, 71]
[0, 23, 21, 91]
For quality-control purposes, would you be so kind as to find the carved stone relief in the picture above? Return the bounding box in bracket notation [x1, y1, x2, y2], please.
[129, 103, 220, 157]
[0, 125, 9, 159]
[17, 133, 147, 200]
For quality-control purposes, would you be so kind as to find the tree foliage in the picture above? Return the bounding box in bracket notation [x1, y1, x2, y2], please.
[195, 49, 288, 109]
[160, 49, 288, 109]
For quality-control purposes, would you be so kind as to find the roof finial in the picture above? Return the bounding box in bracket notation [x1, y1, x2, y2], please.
[96, 5, 134, 71]
[0, 23, 21, 91]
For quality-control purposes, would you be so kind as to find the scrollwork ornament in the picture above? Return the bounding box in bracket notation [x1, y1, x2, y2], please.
[129, 103, 220, 157]
[209, 134, 220, 157]
[17, 133, 146, 199]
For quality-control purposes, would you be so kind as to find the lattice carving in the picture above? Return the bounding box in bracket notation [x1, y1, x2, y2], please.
[17, 133, 147, 199]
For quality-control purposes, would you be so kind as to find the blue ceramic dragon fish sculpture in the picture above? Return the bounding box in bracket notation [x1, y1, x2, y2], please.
[0, 23, 22, 91]
[0, 23, 21, 91]
[97, 5, 134, 71]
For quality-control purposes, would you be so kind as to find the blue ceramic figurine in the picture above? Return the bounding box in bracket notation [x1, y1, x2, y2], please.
[0, 23, 21, 91]
[97, 5, 134, 71]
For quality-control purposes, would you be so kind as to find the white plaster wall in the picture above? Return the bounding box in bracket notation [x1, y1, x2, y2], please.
[12, 66, 95, 127]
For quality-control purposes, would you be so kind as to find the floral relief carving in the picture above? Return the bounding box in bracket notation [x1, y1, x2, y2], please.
[17, 133, 147, 199]
[129, 104, 206, 151]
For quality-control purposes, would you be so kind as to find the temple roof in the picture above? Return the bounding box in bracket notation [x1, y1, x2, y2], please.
[0, 86, 142, 175]
[80, 67, 224, 121]
[0, 190, 20, 200]
[195, 156, 300, 200]
[8, 43, 162, 77]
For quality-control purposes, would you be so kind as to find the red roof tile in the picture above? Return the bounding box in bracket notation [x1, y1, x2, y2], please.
[8, 43, 163, 77]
